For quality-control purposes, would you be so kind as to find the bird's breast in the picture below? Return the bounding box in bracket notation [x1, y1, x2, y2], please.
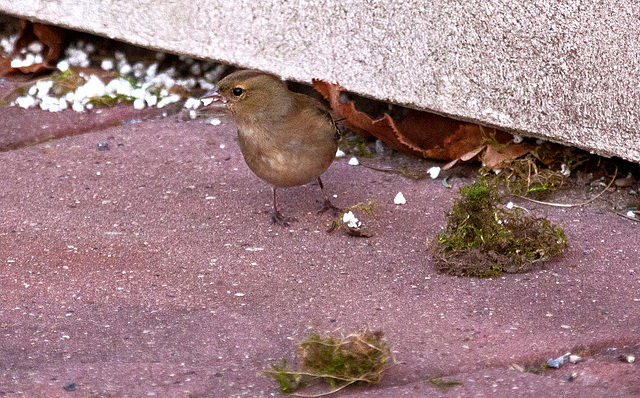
[236, 125, 336, 188]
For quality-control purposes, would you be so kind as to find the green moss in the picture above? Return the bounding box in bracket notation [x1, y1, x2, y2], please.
[265, 329, 393, 395]
[433, 181, 568, 277]
[50, 69, 87, 96]
[86, 93, 134, 107]
[338, 132, 375, 158]
[268, 360, 305, 393]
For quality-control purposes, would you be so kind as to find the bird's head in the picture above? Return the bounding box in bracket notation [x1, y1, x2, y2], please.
[202, 70, 294, 124]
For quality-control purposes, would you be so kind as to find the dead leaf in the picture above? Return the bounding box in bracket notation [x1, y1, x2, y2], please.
[1, 20, 67, 78]
[483, 143, 536, 169]
[313, 80, 512, 162]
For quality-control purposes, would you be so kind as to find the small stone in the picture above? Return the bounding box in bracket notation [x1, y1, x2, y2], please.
[569, 355, 582, 363]
[562, 372, 579, 382]
[619, 354, 635, 363]
[427, 166, 441, 179]
[63, 382, 76, 391]
[348, 157, 359, 166]
[97, 142, 110, 151]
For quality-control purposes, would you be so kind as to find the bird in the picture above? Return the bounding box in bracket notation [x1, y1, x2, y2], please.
[201, 70, 340, 226]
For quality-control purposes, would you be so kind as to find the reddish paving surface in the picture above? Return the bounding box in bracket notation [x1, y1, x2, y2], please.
[0, 99, 639, 397]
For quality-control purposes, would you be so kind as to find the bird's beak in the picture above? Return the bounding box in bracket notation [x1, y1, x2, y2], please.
[200, 86, 226, 109]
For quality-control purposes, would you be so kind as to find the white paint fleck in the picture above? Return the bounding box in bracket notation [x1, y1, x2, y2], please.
[394, 192, 406, 205]
[427, 166, 441, 179]
[342, 211, 361, 228]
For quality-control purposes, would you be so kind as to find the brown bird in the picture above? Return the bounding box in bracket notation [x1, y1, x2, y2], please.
[202, 70, 340, 226]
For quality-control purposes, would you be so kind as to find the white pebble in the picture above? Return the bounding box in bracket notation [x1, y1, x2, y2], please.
[35, 80, 54, 98]
[66, 48, 90, 67]
[40, 95, 62, 112]
[394, 192, 406, 205]
[146, 63, 158, 78]
[101, 59, 114, 70]
[15, 96, 36, 109]
[133, 98, 145, 110]
[106, 77, 133, 96]
[506, 201, 514, 209]
[145, 94, 158, 107]
[189, 109, 197, 119]
[198, 79, 215, 91]
[183, 97, 201, 109]
[427, 166, 441, 179]
[157, 94, 181, 108]
[119, 63, 132, 75]
[335, 148, 346, 158]
[560, 163, 571, 177]
[348, 157, 359, 166]
[627, 211, 636, 219]
[208, 118, 221, 126]
[72, 101, 85, 112]
[27, 41, 43, 53]
[513, 134, 523, 144]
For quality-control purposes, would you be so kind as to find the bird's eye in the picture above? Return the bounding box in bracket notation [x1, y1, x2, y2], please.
[232, 87, 244, 96]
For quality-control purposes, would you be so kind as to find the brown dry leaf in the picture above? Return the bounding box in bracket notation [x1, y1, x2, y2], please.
[1, 20, 67, 77]
[483, 143, 536, 169]
[443, 145, 486, 170]
[313, 80, 511, 162]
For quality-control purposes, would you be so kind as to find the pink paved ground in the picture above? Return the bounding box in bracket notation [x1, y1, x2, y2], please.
[0, 100, 638, 397]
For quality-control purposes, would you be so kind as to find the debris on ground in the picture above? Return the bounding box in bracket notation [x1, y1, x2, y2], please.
[265, 328, 394, 396]
[432, 181, 568, 277]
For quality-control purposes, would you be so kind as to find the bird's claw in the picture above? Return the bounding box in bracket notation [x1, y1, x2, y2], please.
[271, 211, 297, 227]
[318, 200, 343, 217]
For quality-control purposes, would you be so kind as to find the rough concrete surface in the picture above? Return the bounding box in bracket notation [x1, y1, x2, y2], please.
[0, 98, 639, 397]
[1, 2, 639, 164]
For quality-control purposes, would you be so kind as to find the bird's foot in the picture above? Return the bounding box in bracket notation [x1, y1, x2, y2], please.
[318, 199, 343, 217]
[271, 211, 297, 227]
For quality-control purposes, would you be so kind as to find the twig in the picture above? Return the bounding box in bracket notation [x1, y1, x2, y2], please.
[513, 166, 617, 207]
[291, 381, 356, 397]
[614, 211, 640, 223]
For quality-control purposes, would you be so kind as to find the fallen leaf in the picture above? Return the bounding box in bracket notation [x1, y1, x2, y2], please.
[483, 143, 536, 169]
[313, 80, 512, 162]
[1, 20, 67, 78]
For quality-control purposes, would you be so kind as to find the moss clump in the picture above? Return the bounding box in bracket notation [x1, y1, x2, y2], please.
[265, 328, 393, 395]
[433, 181, 568, 277]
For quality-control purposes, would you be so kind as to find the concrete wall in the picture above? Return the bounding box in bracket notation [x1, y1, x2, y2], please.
[2, 1, 639, 163]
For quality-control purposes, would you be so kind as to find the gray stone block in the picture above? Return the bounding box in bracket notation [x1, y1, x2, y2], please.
[2, 0, 638, 162]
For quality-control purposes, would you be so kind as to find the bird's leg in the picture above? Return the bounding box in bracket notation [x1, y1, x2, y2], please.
[271, 187, 296, 226]
[317, 177, 342, 216]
